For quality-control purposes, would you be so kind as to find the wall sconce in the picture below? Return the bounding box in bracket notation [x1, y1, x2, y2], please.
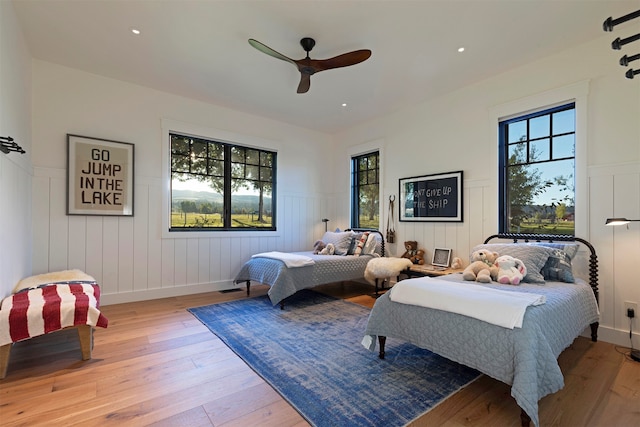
[322, 218, 329, 232]
[605, 217, 640, 227]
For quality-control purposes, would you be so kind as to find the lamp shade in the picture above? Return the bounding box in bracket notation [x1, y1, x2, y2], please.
[605, 217, 640, 226]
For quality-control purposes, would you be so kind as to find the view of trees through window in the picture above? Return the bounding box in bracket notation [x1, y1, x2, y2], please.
[170, 133, 276, 230]
[499, 103, 575, 235]
[351, 151, 379, 229]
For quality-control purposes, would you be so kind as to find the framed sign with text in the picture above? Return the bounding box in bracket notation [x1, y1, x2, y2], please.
[67, 134, 134, 216]
[399, 171, 462, 222]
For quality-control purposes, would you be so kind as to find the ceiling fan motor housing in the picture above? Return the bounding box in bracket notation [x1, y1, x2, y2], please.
[300, 37, 316, 53]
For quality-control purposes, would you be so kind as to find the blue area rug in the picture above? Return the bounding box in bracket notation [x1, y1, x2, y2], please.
[188, 290, 480, 427]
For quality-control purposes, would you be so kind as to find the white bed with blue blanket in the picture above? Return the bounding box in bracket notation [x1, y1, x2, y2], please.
[235, 229, 385, 308]
[362, 234, 600, 427]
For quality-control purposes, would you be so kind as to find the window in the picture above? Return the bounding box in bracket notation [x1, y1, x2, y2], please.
[351, 151, 379, 229]
[499, 103, 575, 235]
[170, 133, 276, 231]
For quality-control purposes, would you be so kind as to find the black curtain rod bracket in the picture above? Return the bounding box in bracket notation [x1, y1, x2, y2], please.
[0, 136, 26, 155]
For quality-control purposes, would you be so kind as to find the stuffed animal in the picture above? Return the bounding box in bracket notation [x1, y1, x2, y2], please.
[401, 241, 418, 259]
[319, 243, 335, 255]
[410, 249, 426, 265]
[401, 241, 425, 264]
[451, 256, 463, 269]
[313, 240, 326, 254]
[462, 249, 499, 283]
[495, 255, 527, 285]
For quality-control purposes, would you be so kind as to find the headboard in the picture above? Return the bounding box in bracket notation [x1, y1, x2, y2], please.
[484, 233, 599, 303]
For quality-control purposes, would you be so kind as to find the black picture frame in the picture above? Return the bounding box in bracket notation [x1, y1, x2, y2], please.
[67, 134, 135, 216]
[399, 171, 463, 222]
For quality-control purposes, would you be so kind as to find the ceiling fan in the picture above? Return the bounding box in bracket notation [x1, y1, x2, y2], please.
[248, 37, 371, 94]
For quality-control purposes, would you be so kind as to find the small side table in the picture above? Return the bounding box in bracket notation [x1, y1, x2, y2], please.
[402, 264, 463, 279]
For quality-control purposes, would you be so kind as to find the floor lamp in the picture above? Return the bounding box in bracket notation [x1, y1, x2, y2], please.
[606, 217, 640, 362]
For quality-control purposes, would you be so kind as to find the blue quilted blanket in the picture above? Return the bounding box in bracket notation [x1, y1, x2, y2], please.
[235, 251, 376, 305]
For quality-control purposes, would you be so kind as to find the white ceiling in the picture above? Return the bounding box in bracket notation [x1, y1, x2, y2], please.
[12, 0, 640, 133]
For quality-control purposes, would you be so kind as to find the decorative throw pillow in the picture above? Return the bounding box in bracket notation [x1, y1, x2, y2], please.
[345, 237, 358, 255]
[528, 242, 579, 260]
[353, 232, 371, 256]
[540, 249, 575, 283]
[321, 231, 354, 255]
[471, 243, 555, 284]
[362, 233, 378, 255]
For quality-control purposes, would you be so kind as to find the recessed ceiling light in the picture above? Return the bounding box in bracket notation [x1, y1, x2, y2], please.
[131, 28, 141, 35]
[458, 47, 465, 52]
[341, 103, 347, 107]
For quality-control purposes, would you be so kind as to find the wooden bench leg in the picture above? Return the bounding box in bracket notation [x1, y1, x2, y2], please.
[76, 325, 93, 360]
[0, 343, 12, 379]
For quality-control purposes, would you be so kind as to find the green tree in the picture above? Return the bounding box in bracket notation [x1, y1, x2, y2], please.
[200, 202, 213, 215]
[231, 147, 273, 224]
[180, 200, 198, 226]
[507, 143, 544, 231]
[171, 135, 225, 193]
[556, 203, 567, 222]
[171, 136, 274, 227]
[356, 155, 379, 225]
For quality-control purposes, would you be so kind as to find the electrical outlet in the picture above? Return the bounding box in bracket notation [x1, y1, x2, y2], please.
[624, 301, 638, 318]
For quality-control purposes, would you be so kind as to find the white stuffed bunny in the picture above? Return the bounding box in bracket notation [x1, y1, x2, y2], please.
[494, 255, 527, 285]
[319, 243, 335, 255]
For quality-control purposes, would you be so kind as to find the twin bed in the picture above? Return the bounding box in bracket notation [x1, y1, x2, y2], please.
[363, 233, 600, 427]
[235, 229, 385, 308]
[235, 232, 600, 426]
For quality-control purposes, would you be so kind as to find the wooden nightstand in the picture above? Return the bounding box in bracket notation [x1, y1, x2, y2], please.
[401, 264, 463, 279]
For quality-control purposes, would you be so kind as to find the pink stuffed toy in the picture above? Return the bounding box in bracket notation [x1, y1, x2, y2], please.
[495, 255, 527, 285]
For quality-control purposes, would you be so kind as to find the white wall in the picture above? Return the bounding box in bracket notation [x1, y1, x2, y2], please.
[0, 1, 32, 298]
[31, 60, 335, 304]
[333, 35, 640, 347]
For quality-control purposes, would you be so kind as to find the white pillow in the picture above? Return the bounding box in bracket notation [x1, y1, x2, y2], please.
[321, 231, 354, 255]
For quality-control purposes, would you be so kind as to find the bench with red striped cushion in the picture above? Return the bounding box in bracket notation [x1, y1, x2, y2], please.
[0, 281, 108, 346]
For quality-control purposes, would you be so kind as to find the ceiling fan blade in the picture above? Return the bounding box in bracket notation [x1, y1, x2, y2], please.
[312, 50, 372, 72]
[297, 73, 311, 94]
[248, 39, 296, 65]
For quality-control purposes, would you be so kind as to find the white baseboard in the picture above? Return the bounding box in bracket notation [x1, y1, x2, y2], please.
[100, 280, 241, 305]
[593, 325, 639, 348]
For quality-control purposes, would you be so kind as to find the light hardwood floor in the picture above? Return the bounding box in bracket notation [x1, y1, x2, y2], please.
[1, 281, 639, 426]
